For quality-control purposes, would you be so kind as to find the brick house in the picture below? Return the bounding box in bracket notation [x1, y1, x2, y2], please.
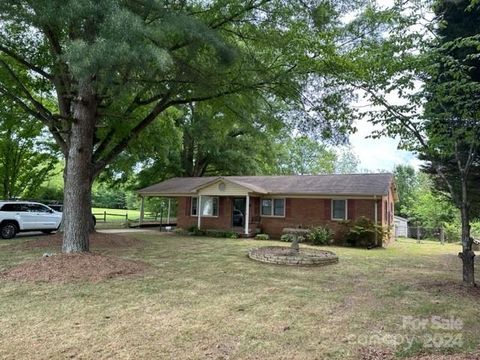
[137, 174, 397, 243]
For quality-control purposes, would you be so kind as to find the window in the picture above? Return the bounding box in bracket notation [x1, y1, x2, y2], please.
[273, 199, 285, 216]
[191, 197, 198, 216]
[0, 203, 28, 212]
[332, 199, 347, 220]
[261, 199, 272, 215]
[191, 196, 218, 217]
[261, 198, 285, 217]
[28, 204, 52, 213]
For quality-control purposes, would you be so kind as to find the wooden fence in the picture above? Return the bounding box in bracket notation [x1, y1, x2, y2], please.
[92, 210, 175, 224]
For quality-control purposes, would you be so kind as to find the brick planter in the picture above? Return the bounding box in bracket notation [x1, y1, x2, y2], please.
[248, 246, 338, 266]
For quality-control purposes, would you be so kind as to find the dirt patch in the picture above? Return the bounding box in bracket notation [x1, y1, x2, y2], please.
[11, 232, 143, 250]
[413, 278, 480, 298]
[1, 252, 149, 283]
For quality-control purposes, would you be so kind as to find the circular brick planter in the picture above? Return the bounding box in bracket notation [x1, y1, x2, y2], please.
[248, 246, 338, 266]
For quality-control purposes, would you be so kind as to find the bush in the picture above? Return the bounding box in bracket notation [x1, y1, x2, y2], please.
[307, 227, 333, 245]
[205, 230, 239, 238]
[471, 221, 480, 239]
[187, 226, 205, 236]
[255, 234, 269, 240]
[444, 222, 461, 242]
[281, 233, 306, 243]
[227, 232, 239, 239]
[280, 233, 293, 242]
[35, 185, 63, 202]
[343, 217, 387, 247]
[173, 228, 188, 235]
[92, 186, 127, 209]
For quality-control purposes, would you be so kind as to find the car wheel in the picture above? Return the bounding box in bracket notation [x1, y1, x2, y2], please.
[1, 223, 18, 239]
[42, 230, 54, 234]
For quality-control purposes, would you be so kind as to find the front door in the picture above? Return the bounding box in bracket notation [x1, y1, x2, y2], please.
[232, 198, 246, 227]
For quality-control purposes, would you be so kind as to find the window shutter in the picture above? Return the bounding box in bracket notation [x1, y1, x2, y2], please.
[185, 197, 191, 216]
[324, 199, 331, 220]
[348, 199, 355, 220]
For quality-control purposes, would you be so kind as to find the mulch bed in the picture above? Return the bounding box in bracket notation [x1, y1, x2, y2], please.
[1, 252, 149, 283]
[9, 231, 143, 250]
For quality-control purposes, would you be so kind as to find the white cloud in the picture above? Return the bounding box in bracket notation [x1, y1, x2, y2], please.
[348, 119, 422, 172]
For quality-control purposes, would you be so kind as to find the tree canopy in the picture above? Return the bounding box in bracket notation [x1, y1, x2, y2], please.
[345, 0, 480, 285]
[0, 0, 374, 251]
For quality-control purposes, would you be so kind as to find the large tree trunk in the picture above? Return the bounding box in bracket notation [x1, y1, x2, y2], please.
[458, 178, 475, 286]
[181, 130, 194, 177]
[62, 83, 97, 253]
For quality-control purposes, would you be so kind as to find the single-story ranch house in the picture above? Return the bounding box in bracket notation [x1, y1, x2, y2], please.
[137, 173, 397, 243]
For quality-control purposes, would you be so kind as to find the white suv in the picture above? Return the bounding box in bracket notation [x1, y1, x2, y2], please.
[0, 201, 63, 239]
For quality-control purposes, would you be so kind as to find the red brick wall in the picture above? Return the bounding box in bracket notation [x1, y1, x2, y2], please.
[176, 193, 395, 242]
[258, 198, 382, 240]
[177, 196, 233, 230]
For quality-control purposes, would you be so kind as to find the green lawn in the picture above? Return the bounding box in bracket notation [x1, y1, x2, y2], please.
[0, 236, 478, 359]
[92, 207, 176, 223]
[92, 207, 142, 222]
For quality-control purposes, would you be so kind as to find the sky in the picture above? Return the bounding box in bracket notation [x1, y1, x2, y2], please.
[343, 0, 423, 173]
[349, 119, 422, 172]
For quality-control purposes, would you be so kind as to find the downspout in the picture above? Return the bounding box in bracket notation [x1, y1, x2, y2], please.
[245, 194, 250, 236]
[374, 195, 378, 245]
[197, 195, 202, 229]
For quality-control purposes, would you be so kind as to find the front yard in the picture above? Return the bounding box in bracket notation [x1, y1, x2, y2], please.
[0, 234, 478, 359]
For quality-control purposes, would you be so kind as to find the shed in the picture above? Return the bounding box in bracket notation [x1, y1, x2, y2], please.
[394, 215, 408, 238]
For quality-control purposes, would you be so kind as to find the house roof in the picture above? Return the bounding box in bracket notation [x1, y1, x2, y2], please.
[394, 215, 409, 222]
[137, 173, 395, 197]
[189, 177, 269, 194]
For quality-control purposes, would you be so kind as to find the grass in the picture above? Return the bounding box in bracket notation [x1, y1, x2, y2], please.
[92, 207, 176, 223]
[0, 236, 479, 359]
[92, 207, 142, 222]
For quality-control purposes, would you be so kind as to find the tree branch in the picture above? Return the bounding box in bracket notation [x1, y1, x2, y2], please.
[359, 86, 428, 148]
[208, 0, 270, 30]
[0, 59, 54, 122]
[0, 85, 68, 155]
[167, 0, 271, 52]
[92, 92, 174, 176]
[0, 45, 53, 80]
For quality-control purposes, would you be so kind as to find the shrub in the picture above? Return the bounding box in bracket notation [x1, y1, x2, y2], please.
[202, 229, 240, 238]
[280, 233, 293, 242]
[444, 222, 461, 243]
[471, 221, 480, 239]
[92, 185, 127, 209]
[281, 233, 306, 243]
[227, 232, 239, 239]
[307, 227, 333, 245]
[35, 185, 63, 202]
[343, 217, 386, 247]
[255, 234, 269, 240]
[221, 231, 238, 239]
[173, 228, 188, 235]
[187, 226, 205, 236]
